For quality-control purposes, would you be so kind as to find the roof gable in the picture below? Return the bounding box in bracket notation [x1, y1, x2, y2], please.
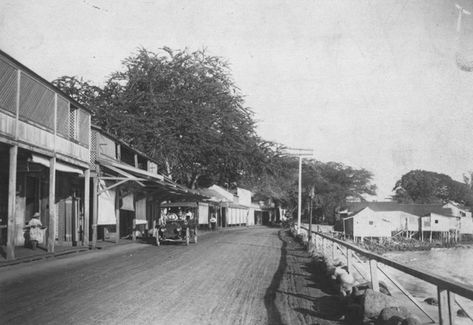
[347, 202, 446, 217]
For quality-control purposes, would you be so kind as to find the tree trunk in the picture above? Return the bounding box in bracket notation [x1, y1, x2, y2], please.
[165, 159, 172, 179]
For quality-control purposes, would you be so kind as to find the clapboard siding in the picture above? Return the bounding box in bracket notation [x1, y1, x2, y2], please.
[17, 120, 55, 151]
[56, 135, 90, 163]
[1, 114, 89, 163]
[0, 111, 15, 136]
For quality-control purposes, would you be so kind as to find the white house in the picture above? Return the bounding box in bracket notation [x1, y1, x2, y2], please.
[443, 201, 473, 236]
[343, 202, 448, 241]
[196, 185, 255, 227]
[420, 212, 460, 242]
[343, 207, 418, 241]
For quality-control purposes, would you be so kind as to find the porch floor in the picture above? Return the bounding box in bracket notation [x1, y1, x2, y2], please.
[0, 225, 250, 267]
[0, 238, 144, 267]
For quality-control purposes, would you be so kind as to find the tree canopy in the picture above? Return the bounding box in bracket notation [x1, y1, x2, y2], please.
[55, 48, 265, 189]
[302, 160, 377, 223]
[53, 46, 378, 220]
[392, 170, 473, 206]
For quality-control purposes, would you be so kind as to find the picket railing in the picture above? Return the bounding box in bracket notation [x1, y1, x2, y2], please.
[301, 226, 473, 325]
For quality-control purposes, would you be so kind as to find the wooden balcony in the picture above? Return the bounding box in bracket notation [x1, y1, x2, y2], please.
[0, 51, 90, 166]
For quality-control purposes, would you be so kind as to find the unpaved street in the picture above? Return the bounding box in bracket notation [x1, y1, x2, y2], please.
[0, 227, 340, 325]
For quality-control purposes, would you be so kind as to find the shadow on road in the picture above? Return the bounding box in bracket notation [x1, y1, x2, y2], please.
[264, 230, 346, 325]
[264, 230, 286, 325]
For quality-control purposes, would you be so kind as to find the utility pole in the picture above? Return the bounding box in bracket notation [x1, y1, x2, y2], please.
[283, 148, 314, 234]
[456, 3, 471, 33]
[454, 3, 472, 71]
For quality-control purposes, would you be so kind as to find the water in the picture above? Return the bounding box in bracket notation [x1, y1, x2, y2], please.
[384, 247, 473, 288]
[300, 226, 473, 323]
[382, 247, 473, 324]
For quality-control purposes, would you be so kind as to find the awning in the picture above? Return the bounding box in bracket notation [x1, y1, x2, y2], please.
[31, 154, 84, 175]
[97, 159, 208, 201]
[161, 202, 198, 208]
[105, 160, 164, 181]
[98, 180, 117, 225]
[121, 194, 135, 211]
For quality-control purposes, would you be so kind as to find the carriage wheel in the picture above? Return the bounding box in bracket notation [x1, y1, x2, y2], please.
[186, 227, 190, 246]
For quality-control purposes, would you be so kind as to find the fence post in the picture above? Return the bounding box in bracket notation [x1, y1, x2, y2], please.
[322, 237, 326, 255]
[332, 241, 336, 260]
[347, 247, 352, 274]
[369, 259, 379, 292]
[438, 287, 455, 325]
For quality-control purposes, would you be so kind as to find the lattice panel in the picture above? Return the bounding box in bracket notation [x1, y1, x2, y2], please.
[0, 58, 17, 114]
[19, 72, 54, 130]
[90, 130, 97, 167]
[78, 108, 90, 147]
[69, 107, 78, 140]
[56, 96, 70, 137]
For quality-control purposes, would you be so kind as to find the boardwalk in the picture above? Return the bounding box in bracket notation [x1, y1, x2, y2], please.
[0, 227, 341, 325]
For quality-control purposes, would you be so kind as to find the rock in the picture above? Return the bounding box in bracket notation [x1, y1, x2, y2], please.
[355, 281, 391, 296]
[363, 289, 403, 319]
[384, 316, 404, 325]
[333, 258, 344, 267]
[423, 297, 438, 306]
[401, 315, 421, 325]
[345, 303, 364, 325]
[325, 263, 336, 278]
[333, 266, 346, 280]
[457, 308, 468, 318]
[336, 268, 355, 296]
[377, 306, 409, 324]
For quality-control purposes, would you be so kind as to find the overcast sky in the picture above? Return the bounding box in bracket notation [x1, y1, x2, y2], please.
[2, 0, 473, 199]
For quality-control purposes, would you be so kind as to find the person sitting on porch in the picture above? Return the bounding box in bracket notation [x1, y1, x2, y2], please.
[27, 212, 42, 227]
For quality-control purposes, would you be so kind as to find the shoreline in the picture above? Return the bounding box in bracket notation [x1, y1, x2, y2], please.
[352, 238, 473, 255]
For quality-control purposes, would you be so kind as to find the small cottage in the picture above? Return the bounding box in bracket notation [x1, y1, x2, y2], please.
[420, 212, 460, 242]
[343, 202, 448, 242]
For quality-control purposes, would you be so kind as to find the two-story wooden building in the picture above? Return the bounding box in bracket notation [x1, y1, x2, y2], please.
[0, 50, 207, 259]
[0, 50, 91, 259]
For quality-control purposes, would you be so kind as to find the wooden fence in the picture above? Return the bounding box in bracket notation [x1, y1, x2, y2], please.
[301, 226, 473, 325]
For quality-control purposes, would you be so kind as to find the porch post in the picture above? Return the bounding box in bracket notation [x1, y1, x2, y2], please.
[132, 218, 136, 241]
[92, 173, 98, 249]
[83, 169, 90, 246]
[48, 157, 56, 253]
[6, 145, 18, 260]
[115, 190, 120, 244]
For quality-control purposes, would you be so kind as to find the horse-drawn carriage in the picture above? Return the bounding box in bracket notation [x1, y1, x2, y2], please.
[156, 219, 197, 246]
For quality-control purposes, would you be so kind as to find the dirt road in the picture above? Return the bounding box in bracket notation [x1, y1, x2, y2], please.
[0, 227, 342, 325]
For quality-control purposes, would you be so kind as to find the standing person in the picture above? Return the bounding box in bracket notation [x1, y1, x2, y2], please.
[210, 214, 217, 231]
[25, 212, 43, 250]
[185, 209, 193, 221]
[27, 212, 42, 227]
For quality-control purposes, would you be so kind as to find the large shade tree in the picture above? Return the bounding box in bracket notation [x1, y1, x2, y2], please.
[392, 170, 473, 206]
[302, 160, 377, 224]
[52, 47, 377, 216]
[55, 48, 264, 189]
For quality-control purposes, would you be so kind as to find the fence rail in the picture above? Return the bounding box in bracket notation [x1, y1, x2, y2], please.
[300, 226, 473, 325]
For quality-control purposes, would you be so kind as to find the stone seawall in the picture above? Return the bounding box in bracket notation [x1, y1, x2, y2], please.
[291, 227, 422, 325]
